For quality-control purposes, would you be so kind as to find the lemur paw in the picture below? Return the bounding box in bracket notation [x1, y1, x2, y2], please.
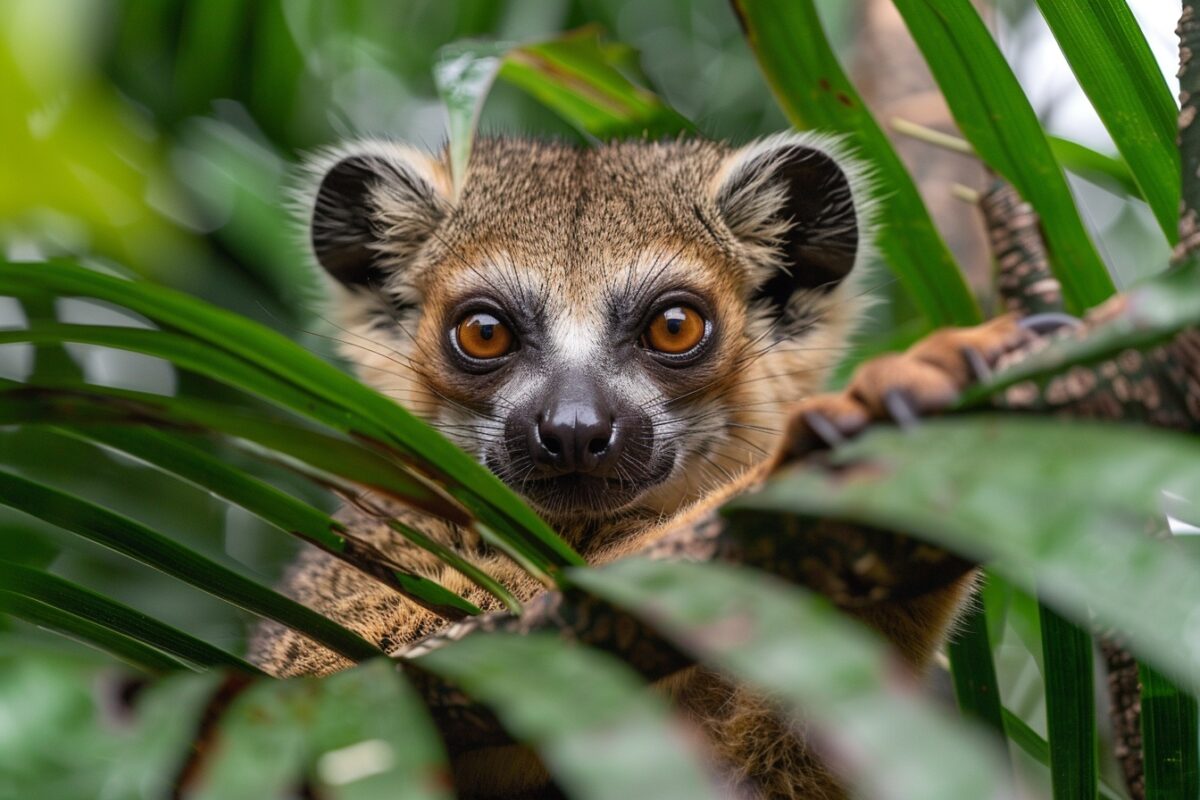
[772, 314, 1031, 466]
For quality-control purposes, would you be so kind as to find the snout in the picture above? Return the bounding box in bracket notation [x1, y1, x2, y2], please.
[528, 387, 634, 475]
[499, 370, 664, 515]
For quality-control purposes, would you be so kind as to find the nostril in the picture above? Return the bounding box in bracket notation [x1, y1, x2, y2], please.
[586, 435, 609, 456]
[542, 433, 562, 456]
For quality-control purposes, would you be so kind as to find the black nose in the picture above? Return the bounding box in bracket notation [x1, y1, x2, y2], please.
[531, 379, 623, 474]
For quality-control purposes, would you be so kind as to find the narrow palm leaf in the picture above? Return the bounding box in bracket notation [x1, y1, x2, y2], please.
[0, 469, 381, 661]
[891, 0, 1116, 311]
[0, 261, 581, 575]
[1039, 602, 1097, 798]
[1141, 662, 1200, 799]
[1035, 0, 1179, 242]
[53, 426, 483, 618]
[947, 601, 1006, 737]
[732, 0, 981, 326]
[1002, 708, 1126, 800]
[0, 561, 261, 672]
[0, 591, 191, 674]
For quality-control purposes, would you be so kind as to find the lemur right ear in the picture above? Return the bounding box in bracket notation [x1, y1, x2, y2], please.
[308, 145, 448, 287]
[713, 134, 864, 309]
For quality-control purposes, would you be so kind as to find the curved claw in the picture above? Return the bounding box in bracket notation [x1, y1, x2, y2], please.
[1019, 312, 1082, 336]
[883, 389, 921, 430]
[962, 346, 992, 383]
[803, 411, 846, 449]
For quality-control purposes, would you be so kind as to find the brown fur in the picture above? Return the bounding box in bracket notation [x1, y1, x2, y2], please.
[249, 135, 1019, 798]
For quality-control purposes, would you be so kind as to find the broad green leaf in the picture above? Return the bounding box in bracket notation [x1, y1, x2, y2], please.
[415, 633, 722, 800]
[1038, 603, 1096, 798]
[728, 417, 1200, 690]
[1035, 0, 1179, 242]
[570, 560, 1013, 800]
[193, 660, 451, 800]
[732, 0, 981, 327]
[103, 672, 228, 799]
[0, 592, 190, 675]
[0, 261, 582, 577]
[54, 426, 483, 618]
[1141, 663, 1200, 800]
[0, 469, 382, 662]
[0, 561, 261, 672]
[891, 0, 1116, 311]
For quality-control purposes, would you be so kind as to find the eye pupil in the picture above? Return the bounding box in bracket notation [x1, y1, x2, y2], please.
[455, 312, 513, 360]
[644, 305, 707, 356]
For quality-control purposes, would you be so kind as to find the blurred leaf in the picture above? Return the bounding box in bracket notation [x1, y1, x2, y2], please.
[499, 27, 694, 140]
[435, 28, 693, 191]
[0, 3, 225, 288]
[194, 660, 451, 800]
[416, 633, 723, 800]
[0, 561, 260, 672]
[571, 560, 1013, 800]
[732, 0, 981, 327]
[1140, 662, 1200, 800]
[0, 469, 382, 662]
[1035, 0, 1180, 243]
[728, 417, 1200, 691]
[891, 0, 1116, 312]
[1039, 603, 1096, 798]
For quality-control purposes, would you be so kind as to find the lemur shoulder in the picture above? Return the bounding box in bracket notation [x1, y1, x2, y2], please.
[249, 134, 1027, 799]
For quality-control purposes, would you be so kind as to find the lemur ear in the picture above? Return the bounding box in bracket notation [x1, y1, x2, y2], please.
[308, 145, 448, 287]
[714, 135, 861, 308]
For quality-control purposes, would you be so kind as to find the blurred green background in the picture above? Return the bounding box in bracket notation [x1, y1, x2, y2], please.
[0, 1, 1178, 796]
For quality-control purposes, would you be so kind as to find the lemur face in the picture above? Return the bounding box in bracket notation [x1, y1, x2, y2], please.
[306, 135, 870, 526]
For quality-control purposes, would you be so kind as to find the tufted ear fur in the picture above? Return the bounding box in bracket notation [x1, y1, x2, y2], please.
[714, 134, 864, 310]
[307, 143, 449, 288]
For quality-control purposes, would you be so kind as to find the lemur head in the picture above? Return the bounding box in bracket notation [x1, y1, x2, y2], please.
[305, 135, 872, 530]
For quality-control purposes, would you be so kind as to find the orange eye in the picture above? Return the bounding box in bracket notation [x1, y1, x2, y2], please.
[643, 305, 707, 354]
[456, 312, 513, 359]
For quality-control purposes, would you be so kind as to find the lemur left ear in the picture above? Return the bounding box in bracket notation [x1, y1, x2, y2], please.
[714, 135, 861, 308]
[306, 142, 449, 289]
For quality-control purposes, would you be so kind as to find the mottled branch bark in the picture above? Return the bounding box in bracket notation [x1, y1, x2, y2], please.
[1176, 1, 1200, 263]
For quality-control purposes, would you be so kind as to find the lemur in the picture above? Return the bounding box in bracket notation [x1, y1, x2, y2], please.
[249, 134, 1027, 798]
